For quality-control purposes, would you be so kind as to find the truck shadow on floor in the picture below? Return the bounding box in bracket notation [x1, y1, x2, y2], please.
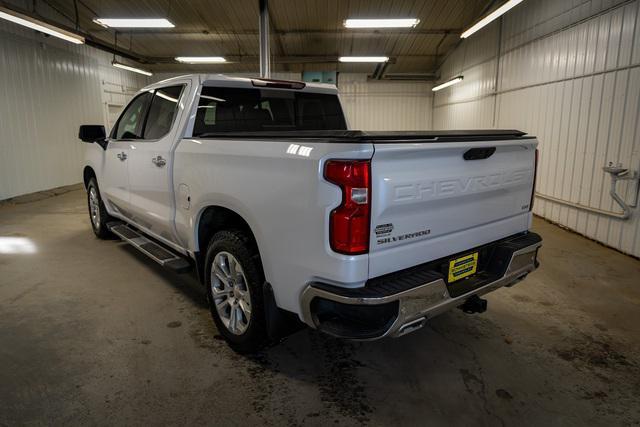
[114, 241, 640, 426]
[117, 243, 208, 308]
[116, 243, 491, 422]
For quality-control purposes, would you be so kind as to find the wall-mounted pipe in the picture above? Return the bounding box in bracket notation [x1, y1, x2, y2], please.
[535, 164, 639, 220]
[535, 192, 629, 219]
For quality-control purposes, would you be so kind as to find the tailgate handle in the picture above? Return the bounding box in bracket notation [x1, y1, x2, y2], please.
[464, 147, 496, 160]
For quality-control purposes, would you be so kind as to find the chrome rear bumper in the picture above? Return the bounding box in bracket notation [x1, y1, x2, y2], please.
[300, 233, 542, 340]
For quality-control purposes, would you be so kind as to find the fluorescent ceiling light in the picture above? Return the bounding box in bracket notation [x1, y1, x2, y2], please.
[461, 0, 524, 38]
[432, 76, 463, 91]
[175, 56, 227, 64]
[339, 56, 389, 63]
[112, 60, 153, 76]
[344, 18, 419, 28]
[93, 18, 174, 28]
[0, 6, 84, 44]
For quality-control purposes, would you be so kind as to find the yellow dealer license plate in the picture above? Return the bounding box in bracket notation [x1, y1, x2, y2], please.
[448, 252, 478, 283]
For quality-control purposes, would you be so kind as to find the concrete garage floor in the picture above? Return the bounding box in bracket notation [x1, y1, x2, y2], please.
[1, 189, 639, 426]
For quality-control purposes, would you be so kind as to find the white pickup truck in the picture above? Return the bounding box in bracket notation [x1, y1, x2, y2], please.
[79, 74, 541, 352]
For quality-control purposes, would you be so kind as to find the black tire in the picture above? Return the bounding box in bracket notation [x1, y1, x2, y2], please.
[205, 230, 268, 353]
[87, 178, 114, 239]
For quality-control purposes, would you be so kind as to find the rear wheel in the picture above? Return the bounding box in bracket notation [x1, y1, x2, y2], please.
[87, 178, 113, 239]
[205, 230, 267, 353]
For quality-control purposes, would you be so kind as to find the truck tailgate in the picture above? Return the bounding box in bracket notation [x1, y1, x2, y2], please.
[369, 138, 537, 278]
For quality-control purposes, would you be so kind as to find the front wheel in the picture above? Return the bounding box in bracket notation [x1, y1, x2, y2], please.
[87, 178, 113, 239]
[205, 230, 268, 353]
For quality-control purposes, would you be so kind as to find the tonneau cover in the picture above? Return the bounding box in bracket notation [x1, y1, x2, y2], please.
[193, 129, 531, 142]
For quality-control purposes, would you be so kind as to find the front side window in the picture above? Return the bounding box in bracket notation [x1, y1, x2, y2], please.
[143, 85, 185, 139]
[113, 92, 152, 140]
[192, 86, 346, 136]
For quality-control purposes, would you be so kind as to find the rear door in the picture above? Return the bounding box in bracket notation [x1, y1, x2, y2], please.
[102, 92, 152, 216]
[368, 138, 537, 278]
[127, 84, 187, 245]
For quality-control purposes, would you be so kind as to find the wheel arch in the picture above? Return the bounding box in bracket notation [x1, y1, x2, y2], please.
[194, 205, 264, 284]
[83, 166, 96, 189]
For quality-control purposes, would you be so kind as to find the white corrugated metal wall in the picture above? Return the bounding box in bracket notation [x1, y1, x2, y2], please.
[338, 74, 433, 130]
[433, 0, 640, 257]
[0, 22, 149, 200]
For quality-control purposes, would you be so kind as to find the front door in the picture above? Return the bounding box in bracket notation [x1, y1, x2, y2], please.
[127, 84, 187, 245]
[102, 91, 153, 217]
[101, 140, 130, 216]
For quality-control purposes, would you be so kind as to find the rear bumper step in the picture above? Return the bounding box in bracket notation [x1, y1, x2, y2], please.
[300, 232, 542, 340]
[107, 222, 191, 274]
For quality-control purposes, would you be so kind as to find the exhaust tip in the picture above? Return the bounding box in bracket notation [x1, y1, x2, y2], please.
[397, 317, 427, 336]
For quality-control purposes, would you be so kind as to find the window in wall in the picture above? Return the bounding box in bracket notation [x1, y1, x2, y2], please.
[201, 103, 217, 125]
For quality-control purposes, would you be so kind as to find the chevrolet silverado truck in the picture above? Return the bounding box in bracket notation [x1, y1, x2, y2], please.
[78, 74, 542, 352]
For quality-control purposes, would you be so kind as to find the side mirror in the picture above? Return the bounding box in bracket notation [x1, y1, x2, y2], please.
[79, 125, 107, 149]
[79, 125, 106, 143]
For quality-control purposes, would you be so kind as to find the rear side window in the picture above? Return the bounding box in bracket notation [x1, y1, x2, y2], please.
[113, 92, 152, 140]
[192, 87, 346, 136]
[143, 85, 185, 139]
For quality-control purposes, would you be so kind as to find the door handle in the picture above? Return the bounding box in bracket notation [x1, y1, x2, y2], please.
[116, 152, 127, 161]
[152, 156, 166, 167]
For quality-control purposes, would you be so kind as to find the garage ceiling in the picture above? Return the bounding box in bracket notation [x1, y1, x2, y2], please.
[5, 0, 497, 76]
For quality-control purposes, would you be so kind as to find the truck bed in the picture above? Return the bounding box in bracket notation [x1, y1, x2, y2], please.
[186, 128, 538, 281]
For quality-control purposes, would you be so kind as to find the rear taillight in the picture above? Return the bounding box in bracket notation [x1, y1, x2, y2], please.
[530, 149, 538, 211]
[324, 160, 371, 255]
